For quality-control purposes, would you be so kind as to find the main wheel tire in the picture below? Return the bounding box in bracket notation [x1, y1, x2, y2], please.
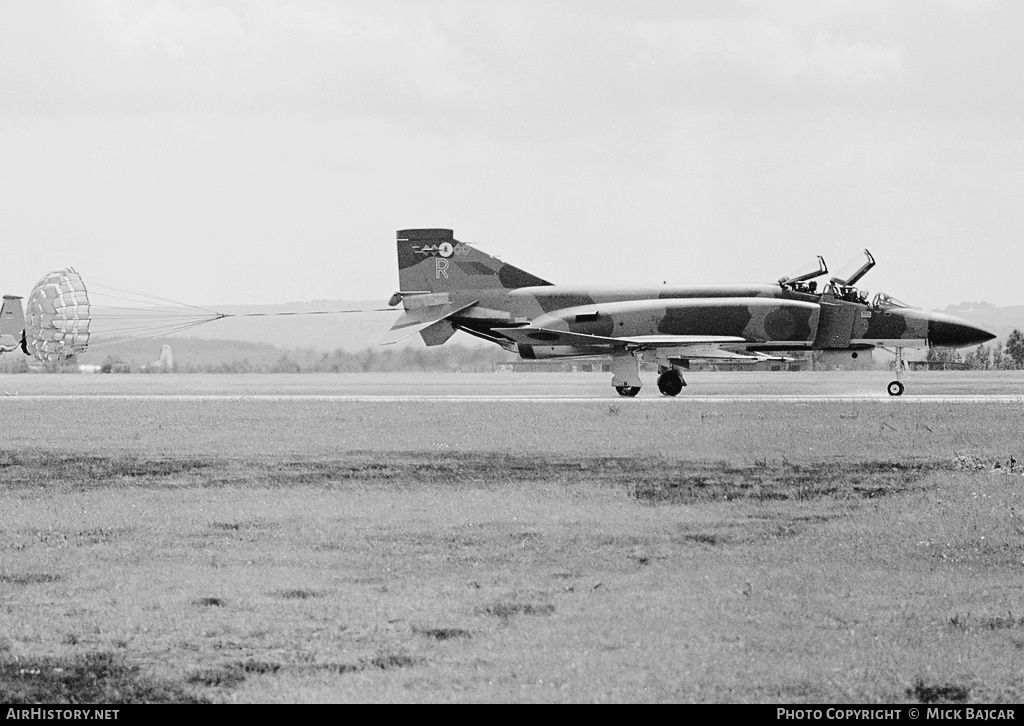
[887, 380, 905, 397]
[615, 385, 641, 397]
[657, 369, 685, 397]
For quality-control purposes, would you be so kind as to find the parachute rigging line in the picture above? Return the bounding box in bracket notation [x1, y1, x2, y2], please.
[80, 281, 226, 352]
[21, 269, 396, 361]
[225, 308, 397, 317]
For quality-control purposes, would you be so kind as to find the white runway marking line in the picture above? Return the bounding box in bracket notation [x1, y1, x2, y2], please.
[2, 394, 1024, 403]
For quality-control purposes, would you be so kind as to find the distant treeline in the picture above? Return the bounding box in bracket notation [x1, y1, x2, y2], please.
[0, 343, 514, 374]
[3, 331, 1023, 374]
[927, 331, 1024, 370]
[182, 345, 514, 374]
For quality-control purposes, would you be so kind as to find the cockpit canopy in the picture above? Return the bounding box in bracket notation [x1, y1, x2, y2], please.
[830, 249, 875, 287]
[779, 255, 827, 293]
[872, 292, 915, 309]
[778, 249, 918, 308]
[779, 249, 875, 296]
[778, 249, 916, 308]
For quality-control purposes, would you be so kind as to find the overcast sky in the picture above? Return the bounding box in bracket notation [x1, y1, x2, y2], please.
[1, 0, 1021, 311]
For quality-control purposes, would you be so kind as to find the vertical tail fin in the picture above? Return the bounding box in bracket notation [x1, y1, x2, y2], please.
[396, 228, 550, 294]
[0, 296, 25, 353]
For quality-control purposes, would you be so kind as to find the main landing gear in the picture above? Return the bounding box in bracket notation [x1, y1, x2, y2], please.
[887, 346, 905, 396]
[611, 352, 644, 397]
[610, 354, 689, 398]
[657, 368, 686, 397]
[615, 369, 687, 397]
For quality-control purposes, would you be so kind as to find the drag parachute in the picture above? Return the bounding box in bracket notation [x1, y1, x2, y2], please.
[21, 268, 231, 363]
[25, 268, 91, 362]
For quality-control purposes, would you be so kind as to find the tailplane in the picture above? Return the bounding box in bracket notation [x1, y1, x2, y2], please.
[396, 228, 550, 295]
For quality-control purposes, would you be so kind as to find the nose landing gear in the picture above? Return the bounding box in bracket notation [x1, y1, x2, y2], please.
[887, 346, 905, 396]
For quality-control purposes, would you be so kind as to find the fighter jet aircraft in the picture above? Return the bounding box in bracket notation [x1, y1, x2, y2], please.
[385, 228, 994, 397]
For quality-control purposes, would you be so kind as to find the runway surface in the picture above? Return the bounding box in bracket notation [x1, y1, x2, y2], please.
[1, 370, 1022, 402]
[2, 370, 1022, 460]
[4, 393, 1024, 403]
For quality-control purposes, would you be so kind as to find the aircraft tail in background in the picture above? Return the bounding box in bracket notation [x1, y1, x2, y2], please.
[0, 295, 25, 353]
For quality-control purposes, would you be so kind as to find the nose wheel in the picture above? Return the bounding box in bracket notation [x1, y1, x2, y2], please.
[615, 385, 641, 397]
[887, 346, 905, 396]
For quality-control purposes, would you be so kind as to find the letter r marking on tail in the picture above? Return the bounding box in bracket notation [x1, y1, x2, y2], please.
[436, 258, 450, 279]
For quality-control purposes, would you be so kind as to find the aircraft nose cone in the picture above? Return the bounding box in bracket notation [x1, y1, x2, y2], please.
[928, 315, 996, 348]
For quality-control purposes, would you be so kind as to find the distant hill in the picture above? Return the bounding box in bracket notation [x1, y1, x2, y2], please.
[74, 298, 407, 368]
[79, 298, 487, 359]
[75, 336, 510, 373]
[183, 299, 404, 351]
[181, 298, 1024, 351]
[158, 298, 1024, 350]
[69, 298, 1024, 370]
[77, 337, 288, 369]
[937, 302, 1024, 343]
[73, 297, 503, 370]
[180, 298, 491, 351]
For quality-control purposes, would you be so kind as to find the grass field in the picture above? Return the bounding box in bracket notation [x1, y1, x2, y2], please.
[1, 372, 1023, 703]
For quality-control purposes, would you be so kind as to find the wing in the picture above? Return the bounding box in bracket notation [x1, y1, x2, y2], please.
[492, 326, 786, 360]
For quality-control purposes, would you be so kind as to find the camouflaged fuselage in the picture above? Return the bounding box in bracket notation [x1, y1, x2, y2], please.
[392, 228, 993, 357]
[508, 285, 819, 351]
[451, 284, 960, 358]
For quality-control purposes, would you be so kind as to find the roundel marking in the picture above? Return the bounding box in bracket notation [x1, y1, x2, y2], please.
[438, 242, 455, 258]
